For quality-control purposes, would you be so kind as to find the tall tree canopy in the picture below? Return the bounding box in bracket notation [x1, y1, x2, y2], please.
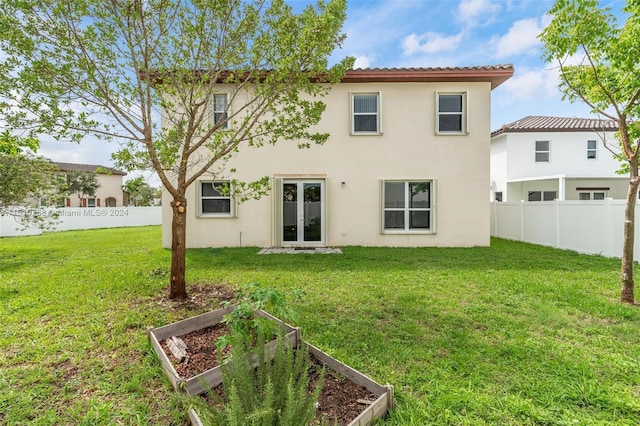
[0, 0, 353, 299]
[124, 176, 157, 206]
[63, 171, 100, 206]
[0, 152, 60, 230]
[0, 153, 57, 208]
[540, 0, 640, 304]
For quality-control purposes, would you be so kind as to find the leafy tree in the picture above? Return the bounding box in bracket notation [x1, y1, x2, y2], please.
[540, 0, 640, 304]
[0, 133, 40, 156]
[0, 0, 352, 299]
[0, 153, 57, 207]
[0, 153, 60, 229]
[64, 171, 100, 207]
[124, 176, 156, 206]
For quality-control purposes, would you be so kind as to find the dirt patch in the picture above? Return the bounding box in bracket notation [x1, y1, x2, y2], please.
[310, 358, 378, 425]
[160, 322, 231, 378]
[151, 283, 238, 312]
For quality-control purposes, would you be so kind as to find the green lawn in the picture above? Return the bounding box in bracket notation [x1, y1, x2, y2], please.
[1, 226, 639, 425]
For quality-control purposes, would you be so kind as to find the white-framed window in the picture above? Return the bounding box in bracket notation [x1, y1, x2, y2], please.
[578, 188, 607, 200]
[528, 191, 556, 201]
[382, 180, 434, 232]
[535, 140, 550, 162]
[87, 197, 96, 208]
[212, 94, 228, 129]
[436, 92, 467, 134]
[494, 191, 503, 202]
[587, 140, 597, 159]
[198, 181, 234, 217]
[351, 92, 381, 134]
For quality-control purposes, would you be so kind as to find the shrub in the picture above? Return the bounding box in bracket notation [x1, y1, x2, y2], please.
[216, 330, 325, 426]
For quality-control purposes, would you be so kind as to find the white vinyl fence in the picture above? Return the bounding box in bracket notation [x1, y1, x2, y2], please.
[0, 206, 162, 237]
[491, 199, 640, 261]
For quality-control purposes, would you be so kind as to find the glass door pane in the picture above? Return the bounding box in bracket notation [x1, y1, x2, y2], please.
[283, 183, 297, 242]
[303, 183, 321, 242]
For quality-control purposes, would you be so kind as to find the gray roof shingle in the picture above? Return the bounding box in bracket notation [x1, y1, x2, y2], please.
[492, 115, 618, 136]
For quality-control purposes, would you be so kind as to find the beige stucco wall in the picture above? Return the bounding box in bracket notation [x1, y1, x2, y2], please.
[162, 81, 493, 248]
[66, 173, 125, 207]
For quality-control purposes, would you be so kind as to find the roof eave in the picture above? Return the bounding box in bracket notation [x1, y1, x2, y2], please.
[341, 68, 514, 89]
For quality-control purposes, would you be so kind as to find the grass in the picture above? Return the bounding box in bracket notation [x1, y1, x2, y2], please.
[1, 226, 639, 425]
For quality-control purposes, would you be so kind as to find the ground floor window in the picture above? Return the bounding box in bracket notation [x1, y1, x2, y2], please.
[198, 181, 233, 216]
[528, 191, 556, 201]
[382, 180, 433, 232]
[579, 192, 605, 200]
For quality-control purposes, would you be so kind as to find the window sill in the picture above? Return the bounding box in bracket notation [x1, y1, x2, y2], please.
[435, 131, 467, 136]
[382, 230, 435, 235]
[350, 132, 383, 136]
[197, 213, 235, 219]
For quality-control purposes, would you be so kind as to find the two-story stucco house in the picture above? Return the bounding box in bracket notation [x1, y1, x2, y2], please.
[54, 162, 127, 207]
[490, 116, 625, 202]
[162, 66, 513, 249]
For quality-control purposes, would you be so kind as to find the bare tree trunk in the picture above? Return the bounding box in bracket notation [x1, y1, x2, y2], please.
[169, 198, 188, 299]
[621, 170, 639, 305]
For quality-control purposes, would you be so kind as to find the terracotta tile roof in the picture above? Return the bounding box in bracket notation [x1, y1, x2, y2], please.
[342, 65, 514, 89]
[143, 64, 514, 89]
[54, 162, 126, 176]
[492, 115, 618, 136]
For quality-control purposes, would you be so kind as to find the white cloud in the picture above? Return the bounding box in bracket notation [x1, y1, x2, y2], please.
[495, 17, 544, 58]
[457, 0, 502, 27]
[500, 67, 559, 101]
[353, 55, 373, 69]
[401, 32, 463, 55]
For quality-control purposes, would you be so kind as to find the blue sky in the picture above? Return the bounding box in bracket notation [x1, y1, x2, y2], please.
[39, 0, 623, 179]
[332, 0, 616, 128]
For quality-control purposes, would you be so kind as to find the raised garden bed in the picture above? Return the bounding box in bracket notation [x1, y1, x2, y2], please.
[147, 305, 298, 396]
[148, 305, 394, 425]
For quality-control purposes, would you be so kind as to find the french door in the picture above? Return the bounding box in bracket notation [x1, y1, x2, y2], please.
[281, 180, 325, 246]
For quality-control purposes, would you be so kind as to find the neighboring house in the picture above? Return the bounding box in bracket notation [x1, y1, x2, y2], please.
[161, 66, 513, 248]
[54, 162, 127, 207]
[490, 116, 625, 202]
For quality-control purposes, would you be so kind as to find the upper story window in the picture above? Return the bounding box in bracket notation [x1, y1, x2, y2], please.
[587, 140, 597, 159]
[212, 94, 228, 129]
[436, 92, 467, 134]
[198, 181, 234, 217]
[351, 92, 380, 134]
[382, 180, 434, 233]
[535, 140, 550, 162]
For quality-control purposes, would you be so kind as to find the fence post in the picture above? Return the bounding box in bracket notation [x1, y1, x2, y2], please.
[605, 198, 613, 258]
[555, 199, 561, 249]
[491, 201, 497, 237]
[519, 200, 525, 242]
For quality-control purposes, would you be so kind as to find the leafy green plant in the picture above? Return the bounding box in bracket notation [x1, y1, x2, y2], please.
[216, 283, 303, 351]
[214, 329, 324, 426]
